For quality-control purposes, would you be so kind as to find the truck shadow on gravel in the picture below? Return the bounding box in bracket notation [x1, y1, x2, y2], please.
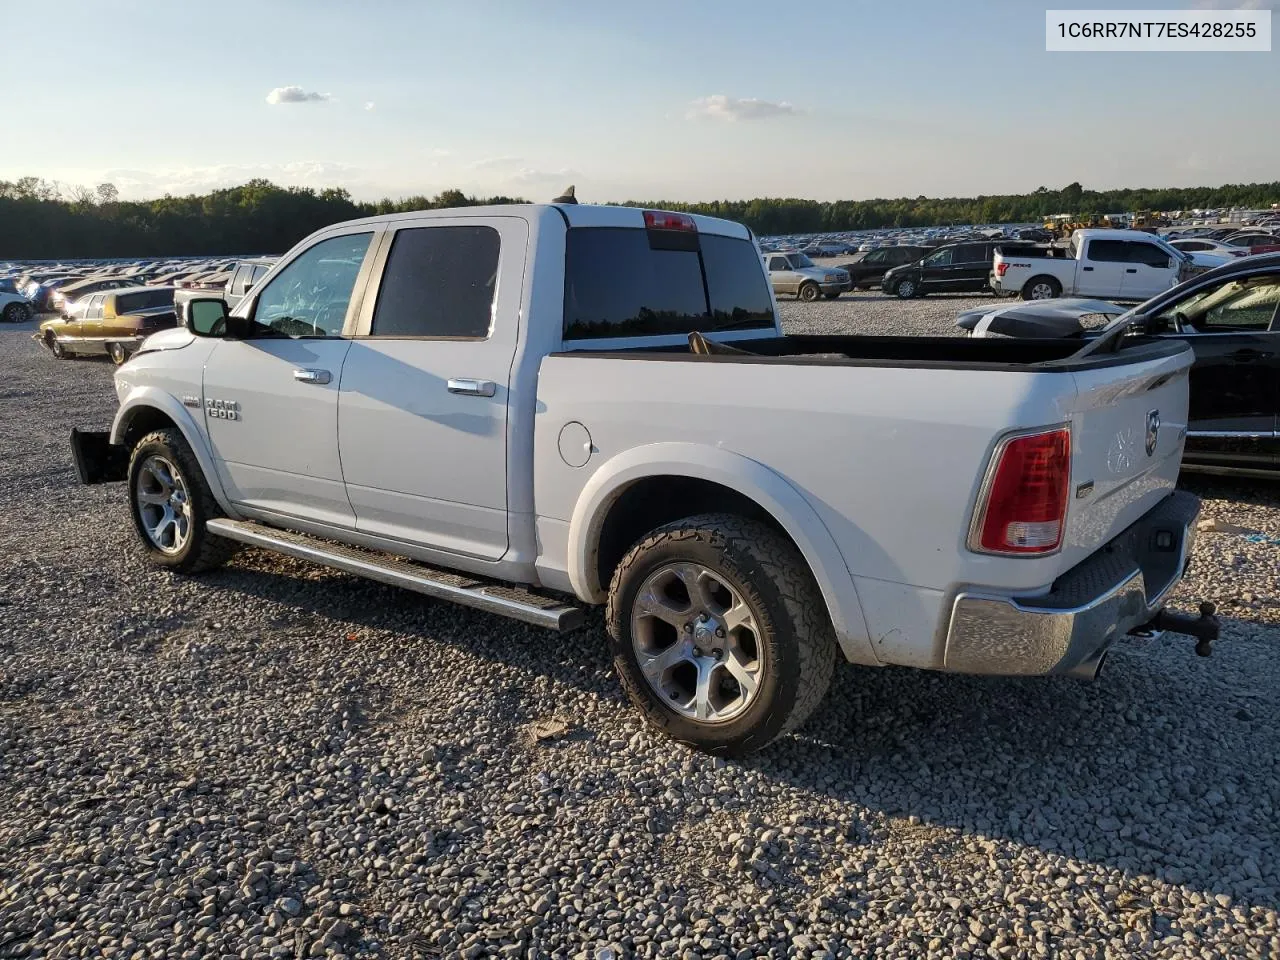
[767, 635, 1277, 913]
[206, 553, 1276, 913]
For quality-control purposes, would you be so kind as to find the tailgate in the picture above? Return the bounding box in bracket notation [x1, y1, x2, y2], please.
[1058, 343, 1193, 570]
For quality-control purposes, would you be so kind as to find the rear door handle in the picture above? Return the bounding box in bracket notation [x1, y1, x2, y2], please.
[1082, 266, 1094, 272]
[1228, 349, 1270, 362]
[1125, 268, 1138, 274]
[293, 368, 331, 385]
[447, 378, 497, 397]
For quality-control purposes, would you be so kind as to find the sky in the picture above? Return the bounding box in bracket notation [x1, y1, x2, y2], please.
[0, 0, 1276, 203]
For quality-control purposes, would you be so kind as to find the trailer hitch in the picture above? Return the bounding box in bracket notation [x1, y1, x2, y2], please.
[1129, 602, 1219, 657]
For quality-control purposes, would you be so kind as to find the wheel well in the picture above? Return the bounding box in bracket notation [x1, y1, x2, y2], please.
[593, 476, 795, 594]
[1024, 274, 1060, 292]
[119, 407, 178, 450]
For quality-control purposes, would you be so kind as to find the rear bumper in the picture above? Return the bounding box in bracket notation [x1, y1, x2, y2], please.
[943, 490, 1201, 676]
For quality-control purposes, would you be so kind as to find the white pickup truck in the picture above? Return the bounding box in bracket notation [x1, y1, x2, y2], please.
[70, 202, 1218, 755]
[992, 229, 1225, 301]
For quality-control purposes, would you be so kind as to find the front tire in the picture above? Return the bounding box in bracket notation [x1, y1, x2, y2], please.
[107, 342, 127, 365]
[894, 278, 918, 299]
[127, 429, 236, 574]
[46, 334, 67, 358]
[606, 513, 837, 756]
[3, 302, 30, 323]
[798, 282, 820, 302]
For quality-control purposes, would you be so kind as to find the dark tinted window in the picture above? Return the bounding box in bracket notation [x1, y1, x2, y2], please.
[767, 255, 789, 271]
[1178, 240, 1210, 252]
[1088, 240, 1128, 262]
[1128, 243, 1172, 268]
[953, 244, 986, 263]
[116, 289, 173, 313]
[371, 226, 500, 338]
[924, 248, 952, 267]
[863, 250, 885, 264]
[564, 228, 775, 340]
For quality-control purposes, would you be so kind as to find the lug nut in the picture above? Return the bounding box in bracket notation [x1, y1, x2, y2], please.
[711, 648, 723, 659]
[715, 627, 725, 639]
[684, 623, 693, 632]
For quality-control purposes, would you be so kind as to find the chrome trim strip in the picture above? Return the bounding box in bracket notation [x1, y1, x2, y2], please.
[1186, 429, 1276, 439]
[205, 518, 582, 631]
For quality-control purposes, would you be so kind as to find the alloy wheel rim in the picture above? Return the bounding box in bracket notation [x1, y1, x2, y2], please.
[135, 455, 192, 554]
[1032, 283, 1054, 299]
[630, 562, 765, 724]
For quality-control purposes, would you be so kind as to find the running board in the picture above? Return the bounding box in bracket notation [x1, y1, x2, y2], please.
[205, 518, 585, 631]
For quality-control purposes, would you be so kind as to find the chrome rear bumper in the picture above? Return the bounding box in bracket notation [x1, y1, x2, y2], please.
[944, 490, 1201, 677]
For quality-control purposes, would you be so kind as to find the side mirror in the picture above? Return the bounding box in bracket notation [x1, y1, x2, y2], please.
[185, 297, 230, 337]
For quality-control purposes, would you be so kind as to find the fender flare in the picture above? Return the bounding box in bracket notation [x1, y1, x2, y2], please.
[566, 442, 877, 665]
[110, 387, 239, 518]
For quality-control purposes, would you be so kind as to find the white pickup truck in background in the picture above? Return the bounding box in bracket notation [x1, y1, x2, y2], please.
[992, 228, 1227, 301]
[71, 203, 1217, 755]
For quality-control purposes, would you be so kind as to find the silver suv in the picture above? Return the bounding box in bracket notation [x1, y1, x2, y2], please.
[764, 252, 850, 301]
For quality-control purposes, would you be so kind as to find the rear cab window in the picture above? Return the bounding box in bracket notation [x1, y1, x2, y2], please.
[564, 227, 775, 342]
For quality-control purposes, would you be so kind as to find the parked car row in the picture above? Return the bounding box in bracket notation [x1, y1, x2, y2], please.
[0, 254, 277, 319]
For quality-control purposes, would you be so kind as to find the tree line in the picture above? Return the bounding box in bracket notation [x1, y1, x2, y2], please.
[0, 178, 523, 259]
[2, 176, 1277, 259]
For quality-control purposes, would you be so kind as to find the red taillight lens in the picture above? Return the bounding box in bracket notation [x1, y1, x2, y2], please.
[995, 262, 1009, 277]
[974, 427, 1071, 555]
[643, 210, 697, 232]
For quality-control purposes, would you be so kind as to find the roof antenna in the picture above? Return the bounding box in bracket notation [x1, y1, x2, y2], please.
[552, 185, 577, 205]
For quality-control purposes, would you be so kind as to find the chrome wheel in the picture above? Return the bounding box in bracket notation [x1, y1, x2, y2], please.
[108, 342, 126, 365]
[630, 562, 765, 724]
[1029, 281, 1056, 300]
[134, 455, 192, 554]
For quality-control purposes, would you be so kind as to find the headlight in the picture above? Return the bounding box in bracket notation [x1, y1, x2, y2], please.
[824, 273, 839, 282]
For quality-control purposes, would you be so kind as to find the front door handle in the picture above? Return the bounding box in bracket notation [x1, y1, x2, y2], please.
[447, 378, 497, 397]
[1082, 266, 1094, 271]
[1228, 349, 1270, 362]
[293, 368, 332, 385]
[1125, 268, 1138, 274]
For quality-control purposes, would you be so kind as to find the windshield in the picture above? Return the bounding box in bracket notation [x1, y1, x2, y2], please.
[790, 253, 815, 268]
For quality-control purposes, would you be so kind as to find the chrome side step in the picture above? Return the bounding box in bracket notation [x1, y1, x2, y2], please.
[205, 518, 585, 631]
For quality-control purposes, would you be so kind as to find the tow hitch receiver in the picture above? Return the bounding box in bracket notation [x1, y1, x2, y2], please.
[1130, 602, 1219, 657]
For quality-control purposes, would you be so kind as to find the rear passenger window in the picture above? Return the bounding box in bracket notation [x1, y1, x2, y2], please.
[1088, 240, 1128, 262]
[371, 226, 500, 338]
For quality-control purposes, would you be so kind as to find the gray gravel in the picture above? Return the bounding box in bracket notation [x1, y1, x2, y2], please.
[777, 288, 993, 337]
[2, 312, 1278, 959]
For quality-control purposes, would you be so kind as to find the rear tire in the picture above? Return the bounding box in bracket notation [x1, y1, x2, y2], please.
[127, 428, 236, 574]
[1022, 275, 1062, 301]
[798, 282, 820, 302]
[606, 513, 837, 756]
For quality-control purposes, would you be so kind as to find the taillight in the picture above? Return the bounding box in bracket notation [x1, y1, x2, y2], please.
[643, 210, 697, 232]
[995, 262, 1009, 277]
[971, 427, 1071, 555]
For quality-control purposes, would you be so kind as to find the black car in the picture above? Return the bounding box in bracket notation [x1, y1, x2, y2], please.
[958, 253, 1280, 476]
[836, 246, 928, 289]
[881, 240, 1001, 299]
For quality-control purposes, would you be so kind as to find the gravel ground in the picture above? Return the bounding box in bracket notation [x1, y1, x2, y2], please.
[776, 288, 993, 337]
[2, 311, 1278, 960]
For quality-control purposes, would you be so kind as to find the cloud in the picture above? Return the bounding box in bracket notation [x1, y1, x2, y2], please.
[265, 86, 331, 105]
[510, 167, 580, 186]
[469, 156, 524, 170]
[1190, 0, 1277, 7]
[363, 101, 375, 111]
[687, 94, 800, 122]
[101, 162, 364, 198]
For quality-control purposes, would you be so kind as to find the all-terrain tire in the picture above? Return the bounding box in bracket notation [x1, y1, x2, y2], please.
[606, 513, 837, 756]
[127, 428, 237, 574]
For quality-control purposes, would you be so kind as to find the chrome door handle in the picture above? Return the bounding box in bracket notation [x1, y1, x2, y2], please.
[447, 378, 497, 397]
[293, 368, 331, 385]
